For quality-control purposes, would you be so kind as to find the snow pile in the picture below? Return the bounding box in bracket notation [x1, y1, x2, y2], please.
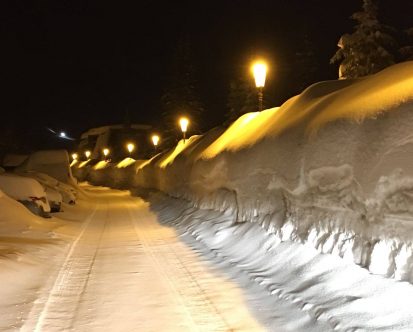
[74, 158, 145, 188]
[17, 150, 75, 184]
[150, 193, 413, 331]
[0, 185, 73, 331]
[16, 171, 77, 204]
[0, 188, 56, 235]
[73, 62, 413, 283]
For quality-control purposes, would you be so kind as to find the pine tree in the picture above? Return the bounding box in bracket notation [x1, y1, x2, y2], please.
[399, 28, 413, 61]
[226, 76, 257, 123]
[331, 0, 397, 79]
[161, 36, 204, 135]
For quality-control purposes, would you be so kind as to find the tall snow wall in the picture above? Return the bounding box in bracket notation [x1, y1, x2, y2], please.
[73, 62, 413, 283]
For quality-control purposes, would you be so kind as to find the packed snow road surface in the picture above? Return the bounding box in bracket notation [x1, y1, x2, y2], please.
[20, 186, 264, 332]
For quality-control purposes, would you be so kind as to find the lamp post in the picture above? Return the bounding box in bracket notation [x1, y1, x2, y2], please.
[103, 148, 110, 160]
[126, 143, 135, 156]
[85, 150, 91, 159]
[179, 117, 189, 143]
[151, 134, 160, 152]
[252, 60, 267, 112]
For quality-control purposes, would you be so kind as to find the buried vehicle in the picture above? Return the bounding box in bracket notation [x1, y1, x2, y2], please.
[45, 186, 63, 212]
[0, 173, 51, 217]
[17, 171, 77, 205]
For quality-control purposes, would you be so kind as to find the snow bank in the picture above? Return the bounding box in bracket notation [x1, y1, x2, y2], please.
[17, 150, 75, 184]
[150, 193, 413, 331]
[0, 188, 57, 235]
[74, 158, 146, 189]
[73, 62, 413, 283]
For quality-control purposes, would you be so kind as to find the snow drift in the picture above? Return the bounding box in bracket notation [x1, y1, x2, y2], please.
[73, 62, 413, 283]
[17, 150, 75, 184]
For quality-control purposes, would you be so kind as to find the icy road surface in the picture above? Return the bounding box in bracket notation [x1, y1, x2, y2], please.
[20, 186, 265, 332]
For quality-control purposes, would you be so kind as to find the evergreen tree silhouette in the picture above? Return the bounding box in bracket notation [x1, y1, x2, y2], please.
[331, 0, 397, 78]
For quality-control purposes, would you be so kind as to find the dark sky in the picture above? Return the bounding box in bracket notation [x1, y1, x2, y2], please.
[3, 0, 412, 151]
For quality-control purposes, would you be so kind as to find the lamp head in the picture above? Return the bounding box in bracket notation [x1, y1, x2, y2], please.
[252, 61, 267, 88]
[179, 117, 189, 133]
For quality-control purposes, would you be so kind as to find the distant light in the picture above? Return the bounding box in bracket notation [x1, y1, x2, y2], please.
[151, 134, 160, 147]
[252, 61, 267, 88]
[127, 143, 135, 154]
[85, 150, 91, 159]
[179, 117, 189, 133]
[103, 148, 110, 157]
[60, 132, 66, 138]
[72, 153, 78, 160]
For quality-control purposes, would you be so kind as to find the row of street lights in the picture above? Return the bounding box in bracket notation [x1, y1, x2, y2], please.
[72, 117, 188, 161]
[71, 59, 267, 162]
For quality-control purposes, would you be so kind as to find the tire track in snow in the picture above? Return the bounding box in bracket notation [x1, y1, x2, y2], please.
[126, 199, 233, 332]
[21, 202, 101, 332]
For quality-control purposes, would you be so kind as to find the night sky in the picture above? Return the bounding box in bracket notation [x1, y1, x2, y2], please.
[3, 0, 412, 151]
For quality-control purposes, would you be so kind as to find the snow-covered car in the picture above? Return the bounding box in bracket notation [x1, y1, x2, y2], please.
[45, 186, 63, 212]
[17, 171, 77, 205]
[0, 173, 51, 217]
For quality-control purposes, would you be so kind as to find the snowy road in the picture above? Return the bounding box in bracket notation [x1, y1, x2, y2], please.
[20, 186, 264, 332]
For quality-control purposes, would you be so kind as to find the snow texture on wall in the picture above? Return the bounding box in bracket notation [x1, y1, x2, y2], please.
[73, 61, 413, 283]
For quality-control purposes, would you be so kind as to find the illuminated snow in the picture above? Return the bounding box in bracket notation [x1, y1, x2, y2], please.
[159, 136, 200, 168]
[70, 62, 413, 330]
[93, 160, 109, 170]
[116, 157, 136, 168]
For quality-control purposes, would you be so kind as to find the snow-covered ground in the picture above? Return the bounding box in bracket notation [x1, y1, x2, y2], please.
[0, 188, 62, 330]
[71, 62, 413, 329]
[1, 185, 268, 331]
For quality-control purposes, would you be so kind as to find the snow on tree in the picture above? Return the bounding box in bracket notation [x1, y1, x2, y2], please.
[161, 36, 204, 135]
[331, 0, 397, 79]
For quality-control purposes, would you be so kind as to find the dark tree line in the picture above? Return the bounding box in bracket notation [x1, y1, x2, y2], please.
[160, 0, 413, 136]
[331, 0, 413, 79]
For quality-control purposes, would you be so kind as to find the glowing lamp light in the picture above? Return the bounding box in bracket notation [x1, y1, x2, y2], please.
[252, 61, 267, 88]
[126, 143, 135, 154]
[103, 148, 110, 157]
[85, 150, 91, 159]
[72, 153, 78, 160]
[179, 117, 189, 133]
[152, 135, 160, 147]
[60, 132, 66, 138]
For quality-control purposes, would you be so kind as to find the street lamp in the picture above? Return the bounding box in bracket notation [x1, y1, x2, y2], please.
[126, 143, 135, 155]
[85, 150, 91, 159]
[151, 134, 160, 152]
[179, 117, 189, 143]
[103, 148, 110, 160]
[252, 60, 268, 112]
[72, 153, 78, 160]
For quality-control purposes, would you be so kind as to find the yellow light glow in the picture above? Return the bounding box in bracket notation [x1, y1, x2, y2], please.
[152, 134, 160, 146]
[160, 135, 200, 168]
[94, 160, 109, 170]
[201, 108, 279, 159]
[72, 153, 78, 160]
[85, 150, 91, 159]
[179, 117, 189, 133]
[252, 61, 267, 88]
[103, 148, 110, 156]
[127, 143, 135, 153]
[117, 157, 136, 168]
